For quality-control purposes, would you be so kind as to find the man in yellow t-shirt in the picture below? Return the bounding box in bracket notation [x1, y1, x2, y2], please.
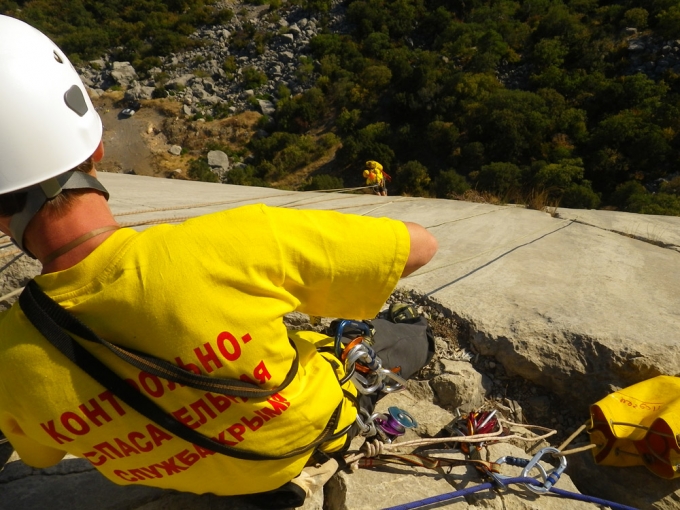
[0, 16, 438, 507]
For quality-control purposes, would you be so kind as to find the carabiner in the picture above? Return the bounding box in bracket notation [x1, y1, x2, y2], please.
[520, 447, 568, 494]
[495, 455, 549, 487]
[355, 409, 381, 437]
[352, 371, 383, 395]
[334, 320, 372, 358]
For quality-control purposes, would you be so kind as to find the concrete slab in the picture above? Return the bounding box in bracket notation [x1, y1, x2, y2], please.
[557, 208, 680, 252]
[97, 173, 680, 409]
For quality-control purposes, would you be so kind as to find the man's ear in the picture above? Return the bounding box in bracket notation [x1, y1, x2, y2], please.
[92, 141, 105, 163]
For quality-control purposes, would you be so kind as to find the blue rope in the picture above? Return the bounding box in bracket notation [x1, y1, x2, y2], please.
[381, 476, 639, 510]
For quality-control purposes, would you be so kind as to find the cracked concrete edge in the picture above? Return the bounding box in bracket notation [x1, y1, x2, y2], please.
[555, 208, 680, 252]
[389, 288, 679, 410]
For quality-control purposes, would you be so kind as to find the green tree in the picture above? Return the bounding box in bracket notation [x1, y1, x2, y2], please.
[623, 8, 649, 29]
[395, 161, 431, 196]
[433, 170, 469, 198]
[477, 162, 522, 195]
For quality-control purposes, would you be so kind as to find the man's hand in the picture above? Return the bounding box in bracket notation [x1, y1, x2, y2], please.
[402, 222, 438, 277]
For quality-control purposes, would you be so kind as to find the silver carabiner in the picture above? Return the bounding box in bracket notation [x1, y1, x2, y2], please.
[352, 371, 383, 395]
[377, 367, 408, 389]
[520, 447, 568, 494]
[355, 409, 380, 437]
[494, 455, 548, 491]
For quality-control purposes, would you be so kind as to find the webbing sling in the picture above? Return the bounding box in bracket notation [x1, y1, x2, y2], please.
[22, 280, 295, 398]
[19, 280, 344, 461]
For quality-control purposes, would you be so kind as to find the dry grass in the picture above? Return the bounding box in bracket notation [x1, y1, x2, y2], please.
[525, 188, 561, 217]
[452, 189, 503, 205]
[273, 141, 343, 190]
[452, 188, 561, 216]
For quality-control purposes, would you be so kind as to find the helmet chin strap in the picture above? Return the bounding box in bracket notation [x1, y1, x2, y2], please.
[9, 171, 109, 257]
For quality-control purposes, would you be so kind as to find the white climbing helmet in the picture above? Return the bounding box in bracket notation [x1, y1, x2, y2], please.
[0, 15, 103, 195]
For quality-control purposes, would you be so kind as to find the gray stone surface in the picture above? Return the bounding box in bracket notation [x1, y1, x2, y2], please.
[431, 360, 492, 411]
[258, 99, 276, 117]
[110, 62, 138, 87]
[374, 390, 453, 438]
[0, 243, 40, 311]
[556, 208, 680, 251]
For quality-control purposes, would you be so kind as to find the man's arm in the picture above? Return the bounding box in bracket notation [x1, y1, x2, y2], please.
[401, 222, 437, 277]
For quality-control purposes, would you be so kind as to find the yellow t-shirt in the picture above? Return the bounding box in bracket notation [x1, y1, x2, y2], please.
[0, 204, 409, 495]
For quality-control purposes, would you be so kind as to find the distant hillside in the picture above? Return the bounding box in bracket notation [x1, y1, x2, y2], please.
[3, 0, 680, 215]
[0, 0, 232, 68]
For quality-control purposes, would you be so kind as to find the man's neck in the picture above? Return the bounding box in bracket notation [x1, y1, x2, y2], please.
[23, 192, 119, 274]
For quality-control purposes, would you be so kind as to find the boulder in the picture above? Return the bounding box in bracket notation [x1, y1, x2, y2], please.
[431, 360, 492, 411]
[280, 51, 295, 63]
[207, 150, 230, 174]
[110, 61, 138, 87]
[166, 74, 195, 89]
[258, 99, 276, 117]
[125, 83, 155, 101]
[169, 145, 182, 156]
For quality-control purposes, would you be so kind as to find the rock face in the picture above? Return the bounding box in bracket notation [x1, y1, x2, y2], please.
[77, 2, 348, 117]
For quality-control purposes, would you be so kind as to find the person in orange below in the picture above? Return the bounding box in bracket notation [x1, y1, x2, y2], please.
[363, 160, 389, 196]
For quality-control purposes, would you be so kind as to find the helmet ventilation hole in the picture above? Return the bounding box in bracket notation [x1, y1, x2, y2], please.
[53, 51, 63, 63]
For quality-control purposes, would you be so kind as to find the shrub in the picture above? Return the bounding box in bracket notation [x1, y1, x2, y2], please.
[188, 158, 220, 183]
[395, 161, 431, 196]
[561, 183, 601, 209]
[477, 162, 522, 195]
[434, 170, 469, 198]
[242, 67, 268, 89]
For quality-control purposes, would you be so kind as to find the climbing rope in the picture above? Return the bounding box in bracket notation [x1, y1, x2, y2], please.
[111, 184, 378, 220]
[380, 476, 640, 510]
[344, 418, 557, 468]
[359, 419, 622, 510]
[0, 287, 24, 303]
